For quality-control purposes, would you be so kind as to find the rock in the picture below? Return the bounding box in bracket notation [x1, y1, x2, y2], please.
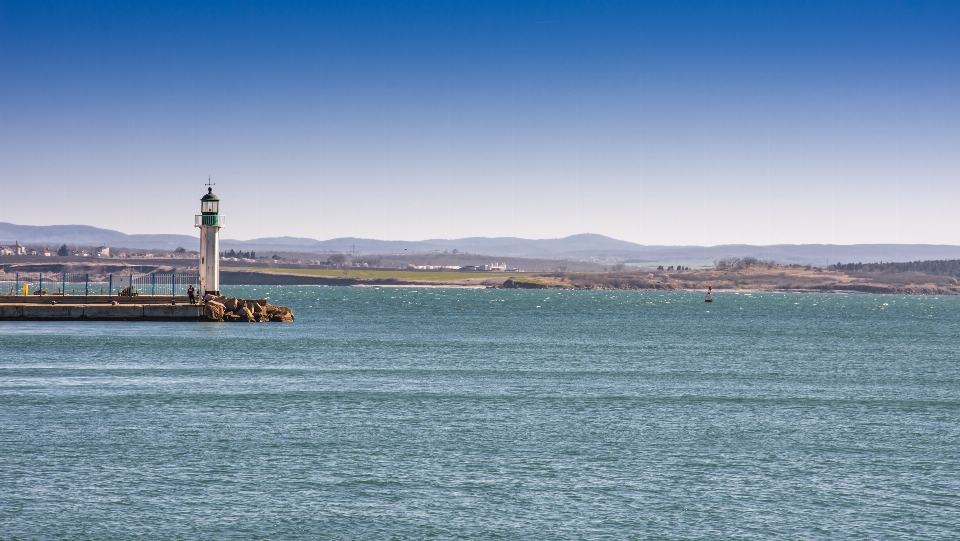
[203, 300, 225, 322]
[198, 298, 293, 323]
[203, 294, 217, 303]
[266, 305, 294, 322]
[501, 277, 549, 289]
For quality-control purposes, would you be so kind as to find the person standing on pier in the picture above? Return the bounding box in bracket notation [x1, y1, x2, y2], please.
[188, 285, 196, 304]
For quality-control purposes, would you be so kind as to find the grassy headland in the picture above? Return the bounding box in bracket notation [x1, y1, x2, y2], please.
[222, 263, 960, 294]
[228, 267, 511, 282]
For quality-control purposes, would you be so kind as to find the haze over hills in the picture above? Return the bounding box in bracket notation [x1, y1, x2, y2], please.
[0, 223, 197, 251]
[221, 233, 645, 258]
[2, 223, 960, 264]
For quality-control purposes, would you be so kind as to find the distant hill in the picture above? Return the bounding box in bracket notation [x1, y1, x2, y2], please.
[220, 233, 645, 257]
[3, 222, 960, 264]
[0, 223, 197, 250]
[213, 235, 960, 264]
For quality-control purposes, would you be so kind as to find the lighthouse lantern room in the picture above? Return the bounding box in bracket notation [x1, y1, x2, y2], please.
[196, 183, 223, 296]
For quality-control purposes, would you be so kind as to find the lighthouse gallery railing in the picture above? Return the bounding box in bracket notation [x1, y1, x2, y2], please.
[195, 214, 224, 227]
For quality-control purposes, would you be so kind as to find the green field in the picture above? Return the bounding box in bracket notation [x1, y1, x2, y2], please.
[229, 267, 518, 282]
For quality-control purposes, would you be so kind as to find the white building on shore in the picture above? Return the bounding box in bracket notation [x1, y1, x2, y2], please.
[0, 242, 27, 256]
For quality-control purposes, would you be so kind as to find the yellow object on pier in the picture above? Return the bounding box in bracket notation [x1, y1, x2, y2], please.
[22, 284, 29, 296]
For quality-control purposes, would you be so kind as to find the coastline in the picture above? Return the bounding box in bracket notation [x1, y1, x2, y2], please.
[221, 268, 960, 295]
[4, 265, 959, 296]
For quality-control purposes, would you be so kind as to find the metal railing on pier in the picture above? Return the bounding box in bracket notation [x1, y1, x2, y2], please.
[3, 272, 199, 297]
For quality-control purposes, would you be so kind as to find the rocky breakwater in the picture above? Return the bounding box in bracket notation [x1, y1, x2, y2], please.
[202, 295, 294, 323]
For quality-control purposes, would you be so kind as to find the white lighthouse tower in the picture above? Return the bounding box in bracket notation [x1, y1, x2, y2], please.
[195, 181, 223, 296]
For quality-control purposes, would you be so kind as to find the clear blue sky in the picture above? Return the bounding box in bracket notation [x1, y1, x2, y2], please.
[1, 0, 958, 245]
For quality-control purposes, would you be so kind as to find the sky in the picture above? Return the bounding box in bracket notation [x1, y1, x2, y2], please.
[1, 0, 958, 245]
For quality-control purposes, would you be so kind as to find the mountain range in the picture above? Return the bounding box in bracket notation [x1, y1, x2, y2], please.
[3, 222, 960, 264]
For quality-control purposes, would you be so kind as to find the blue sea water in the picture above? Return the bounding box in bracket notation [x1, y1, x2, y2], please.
[1, 287, 959, 539]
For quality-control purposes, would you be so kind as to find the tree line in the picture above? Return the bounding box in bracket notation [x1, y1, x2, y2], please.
[713, 257, 775, 270]
[830, 260, 960, 277]
[220, 249, 256, 259]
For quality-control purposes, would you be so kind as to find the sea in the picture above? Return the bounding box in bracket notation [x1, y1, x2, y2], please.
[1, 286, 958, 539]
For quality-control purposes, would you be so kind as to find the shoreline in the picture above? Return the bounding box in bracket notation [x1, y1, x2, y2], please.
[4, 265, 959, 296]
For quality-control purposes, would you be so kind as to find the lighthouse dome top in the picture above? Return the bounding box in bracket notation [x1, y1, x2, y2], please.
[200, 186, 220, 215]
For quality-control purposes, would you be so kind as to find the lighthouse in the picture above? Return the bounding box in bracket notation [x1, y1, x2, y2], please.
[195, 182, 223, 296]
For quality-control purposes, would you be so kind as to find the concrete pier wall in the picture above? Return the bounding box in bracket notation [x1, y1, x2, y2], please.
[0, 303, 203, 321]
[0, 295, 192, 305]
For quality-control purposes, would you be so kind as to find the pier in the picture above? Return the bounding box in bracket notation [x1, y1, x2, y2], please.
[0, 296, 203, 321]
[1, 184, 293, 322]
